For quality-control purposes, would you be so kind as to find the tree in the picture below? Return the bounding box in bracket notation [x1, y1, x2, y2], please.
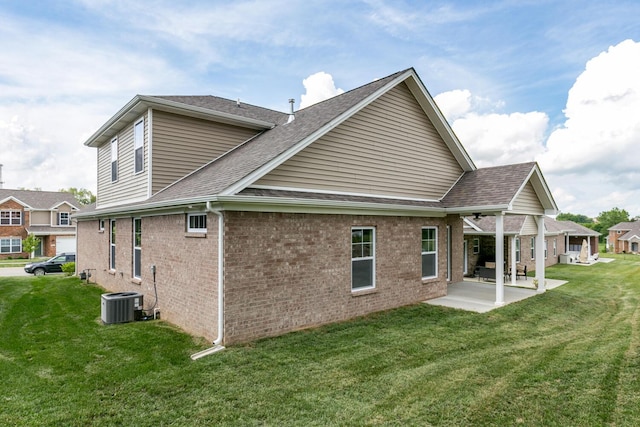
[22, 234, 40, 259]
[59, 187, 96, 205]
[556, 212, 594, 224]
[594, 207, 631, 240]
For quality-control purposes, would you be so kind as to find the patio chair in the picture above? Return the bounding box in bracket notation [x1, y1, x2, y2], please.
[516, 264, 527, 280]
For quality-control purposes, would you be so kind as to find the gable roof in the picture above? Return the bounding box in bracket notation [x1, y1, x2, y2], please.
[441, 162, 558, 215]
[0, 189, 79, 211]
[145, 68, 475, 205]
[465, 215, 599, 236]
[75, 68, 558, 219]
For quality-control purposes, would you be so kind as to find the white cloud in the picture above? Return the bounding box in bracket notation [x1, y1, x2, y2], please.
[299, 72, 344, 109]
[537, 39, 640, 216]
[435, 90, 548, 167]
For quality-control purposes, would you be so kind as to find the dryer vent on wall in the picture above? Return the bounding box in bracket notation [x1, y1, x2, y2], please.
[101, 292, 143, 324]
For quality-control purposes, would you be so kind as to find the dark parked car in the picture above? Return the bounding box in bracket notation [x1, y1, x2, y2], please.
[24, 253, 75, 276]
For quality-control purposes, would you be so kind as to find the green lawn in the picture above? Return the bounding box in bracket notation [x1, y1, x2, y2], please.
[1, 253, 639, 426]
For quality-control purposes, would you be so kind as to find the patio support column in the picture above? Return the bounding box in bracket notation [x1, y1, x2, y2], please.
[535, 215, 546, 293]
[510, 235, 517, 285]
[587, 237, 592, 258]
[495, 213, 505, 306]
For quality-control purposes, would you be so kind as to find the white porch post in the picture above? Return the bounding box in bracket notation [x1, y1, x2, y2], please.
[587, 237, 592, 259]
[510, 235, 517, 285]
[495, 213, 505, 306]
[535, 215, 546, 293]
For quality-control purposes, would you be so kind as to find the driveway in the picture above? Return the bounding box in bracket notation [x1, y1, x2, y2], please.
[0, 267, 31, 277]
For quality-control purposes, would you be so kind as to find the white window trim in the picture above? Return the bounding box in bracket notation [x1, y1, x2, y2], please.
[133, 217, 142, 279]
[515, 237, 521, 263]
[0, 237, 22, 253]
[59, 212, 70, 226]
[530, 237, 535, 260]
[472, 237, 479, 254]
[133, 117, 144, 174]
[553, 239, 557, 257]
[421, 226, 438, 280]
[110, 219, 116, 270]
[111, 137, 118, 182]
[544, 239, 548, 259]
[0, 210, 22, 226]
[187, 213, 207, 233]
[351, 227, 375, 291]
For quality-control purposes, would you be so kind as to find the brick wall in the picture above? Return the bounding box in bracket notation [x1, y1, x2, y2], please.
[0, 200, 29, 259]
[77, 215, 219, 341]
[222, 212, 454, 344]
[78, 211, 462, 345]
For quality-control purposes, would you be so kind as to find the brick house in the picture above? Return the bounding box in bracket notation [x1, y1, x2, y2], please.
[0, 189, 79, 259]
[74, 68, 558, 347]
[608, 221, 640, 253]
[464, 215, 600, 276]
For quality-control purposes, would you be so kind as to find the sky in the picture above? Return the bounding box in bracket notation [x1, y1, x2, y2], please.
[1, 0, 639, 218]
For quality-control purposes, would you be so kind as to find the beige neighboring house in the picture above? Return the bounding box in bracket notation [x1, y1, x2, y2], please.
[0, 189, 79, 258]
[74, 68, 558, 346]
[608, 221, 640, 253]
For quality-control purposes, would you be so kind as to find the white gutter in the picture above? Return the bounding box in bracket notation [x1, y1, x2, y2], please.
[190, 202, 225, 359]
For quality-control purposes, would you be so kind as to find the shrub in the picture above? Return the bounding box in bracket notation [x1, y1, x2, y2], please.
[61, 262, 75, 276]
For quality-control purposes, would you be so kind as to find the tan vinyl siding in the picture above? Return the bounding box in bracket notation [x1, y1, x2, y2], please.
[96, 112, 149, 207]
[151, 111, 260, 193]
[512, 182, 544, 214]
[521, 215, 538, 235]
[254, 83, 464, 199]
[30, 211, 50, 225]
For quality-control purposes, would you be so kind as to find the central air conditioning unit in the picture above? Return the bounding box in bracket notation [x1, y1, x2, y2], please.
[101, 292, 143, 324]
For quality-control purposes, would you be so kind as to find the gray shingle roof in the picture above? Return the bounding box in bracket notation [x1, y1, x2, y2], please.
[0, 189, 79, 210]
[154, 95, 288, 124]
[442, 162, 536, 208]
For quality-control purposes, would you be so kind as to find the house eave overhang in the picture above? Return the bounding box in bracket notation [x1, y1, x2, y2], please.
[74, 195, 450, 219]
[84, 95, 276, 148]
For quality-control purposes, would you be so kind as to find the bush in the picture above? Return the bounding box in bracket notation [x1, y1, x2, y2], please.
[61, 262, 75, 276]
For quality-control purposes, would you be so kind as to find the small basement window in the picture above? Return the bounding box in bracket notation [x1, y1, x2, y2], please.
[187, 213, 207, 233]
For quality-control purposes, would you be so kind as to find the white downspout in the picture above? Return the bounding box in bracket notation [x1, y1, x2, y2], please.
[190, 202, 225, 359]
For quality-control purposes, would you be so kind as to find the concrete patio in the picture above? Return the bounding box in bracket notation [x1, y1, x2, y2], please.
[425, 277, 568, 313]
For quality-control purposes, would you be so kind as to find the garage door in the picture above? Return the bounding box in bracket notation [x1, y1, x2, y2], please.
[56, 236, 76, 254]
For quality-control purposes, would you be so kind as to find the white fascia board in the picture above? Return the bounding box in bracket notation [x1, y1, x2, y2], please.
[445, 205, 509, 216]
[462, 217, 483, 232]
[221, 70, 426, 196]
[0, 196, 31, 209]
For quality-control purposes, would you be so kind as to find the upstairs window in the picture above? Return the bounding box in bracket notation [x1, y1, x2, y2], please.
[352, 227, 375, 290]
[0, 211, 21, 225]
[111, 137, 118, 182]
[187, 213, 207, 233]
[59, 212, 70, 226]
[134, 118, 144, 173]
[421, 227, 438, 279]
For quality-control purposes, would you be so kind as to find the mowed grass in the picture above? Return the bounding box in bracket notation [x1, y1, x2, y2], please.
[1, 254, 639, 426]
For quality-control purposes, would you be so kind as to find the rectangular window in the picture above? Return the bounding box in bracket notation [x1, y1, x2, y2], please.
[134, 118, 144, 173]
[422, 227, 438, 279]
[553, 239, 557, 257]
[352, 227, 375, 290]
[110, 219, 116, 270]
[59, 212, 70, 226]
[133, 218, 141, 279]
[187, 213, 207, 233]
[472, 238, 479, 254]
[0, 210, 21, 225]
[111, 137, 118, 182]
[0, 238, 22, 253]
[516, 237, 521, 263]
[99, 219, 105, 231]
[531, 237, 535, 260]
[544, 239, 548, 259]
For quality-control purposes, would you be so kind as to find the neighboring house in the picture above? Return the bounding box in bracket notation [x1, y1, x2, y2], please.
[74, 68, 558, 346]
[0, 189, 79, 259]
[608, 221, 640, 253]
[464, 216, 601, 275]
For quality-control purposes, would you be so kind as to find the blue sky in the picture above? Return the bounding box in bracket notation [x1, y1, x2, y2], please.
[1, 0, 640, 217]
